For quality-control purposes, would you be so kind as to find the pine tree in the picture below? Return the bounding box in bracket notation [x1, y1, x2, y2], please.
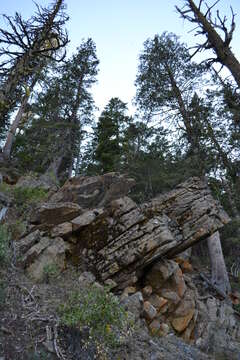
[93, 97, 131, 173]
[135, 32, 204, 155]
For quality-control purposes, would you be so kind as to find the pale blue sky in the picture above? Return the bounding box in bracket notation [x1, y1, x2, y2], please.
[1, 0, 240, 114]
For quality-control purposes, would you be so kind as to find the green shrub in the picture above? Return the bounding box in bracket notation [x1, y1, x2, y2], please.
[0, 224, 9, 264]
[43, 263, 59, 283]
[58, 285, 129, 348]
[0, 182, 11, 194]
[10, 219, 26, 240]
[0, 183, 48, 209]
[0, 183, 48, 210]
[13, 186, 48, 206]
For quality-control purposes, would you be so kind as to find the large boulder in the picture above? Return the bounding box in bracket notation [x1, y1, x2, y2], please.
[18, 236, 70, 281]
[26, 237, 69, 281]
[147, 177, 230, 256]
[30, 202, 82, 225]
[71, 176, 229, 288]
[49, 172, 135, 208]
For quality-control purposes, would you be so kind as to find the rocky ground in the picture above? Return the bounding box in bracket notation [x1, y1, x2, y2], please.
[1, 261, 240, 360]
[0, 264, 217, 360]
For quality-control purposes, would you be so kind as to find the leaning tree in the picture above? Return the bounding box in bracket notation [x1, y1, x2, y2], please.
[176, 0, 240, 88]
[0, 0, 69, 148]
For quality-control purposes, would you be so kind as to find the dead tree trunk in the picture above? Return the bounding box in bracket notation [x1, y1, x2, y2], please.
[40, 155, 64, 186]
[0, 0, 68, 123]
[176, 0, 240, 88]
[207, 231, 231, 295]
[2, 93, 30, 161]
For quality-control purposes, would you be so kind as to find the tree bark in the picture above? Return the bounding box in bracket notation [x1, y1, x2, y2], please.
[207, 231, 231, 295]
[2, 93, 30, 161]
[166, 66, 195, 149]
[40, 155, 64, 186]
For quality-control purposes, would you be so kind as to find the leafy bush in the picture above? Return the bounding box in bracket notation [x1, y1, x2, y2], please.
[0, 183, 48, 210]
[10, 219, 26, 240]
[43, 263, 59, 283]
[0, 182, 11, 194]
[0, 224, 9, 264]
[58, 285, 130, 348]
[13, 186, 48, 206]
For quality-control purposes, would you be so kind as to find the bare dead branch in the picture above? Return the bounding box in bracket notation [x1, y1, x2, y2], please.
[176, 0, 240, 87]
[204, 0, 220, 18]
[0, 0, 69, 122]
[198, 0, 204, 11]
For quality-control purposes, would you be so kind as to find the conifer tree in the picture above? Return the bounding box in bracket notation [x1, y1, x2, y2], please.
[13, 39, 99, 181]
[135, 32, 204, 155]
[94, 97, 131, 173]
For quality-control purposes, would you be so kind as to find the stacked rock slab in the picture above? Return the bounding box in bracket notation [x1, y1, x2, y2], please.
[17, 174, 230, 287]
[74, 177, 229, 289]
[146, 177, 230, 256]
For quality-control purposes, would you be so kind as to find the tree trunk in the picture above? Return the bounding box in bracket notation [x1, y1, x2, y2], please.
[40, 155, 64, 186]
[0, 55, 29, 122]
[166, 67, 195, 148]
[1, 72, 40, 162]
[75, 143, 82, 176]
[2, 93, 30, 161]
[46, 155, 63, 179]
[207, 231, 231, 295]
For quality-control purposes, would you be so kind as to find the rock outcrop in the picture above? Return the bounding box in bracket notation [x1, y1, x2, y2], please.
[49, 172, 136, 207]
[16, 175, 229, 287]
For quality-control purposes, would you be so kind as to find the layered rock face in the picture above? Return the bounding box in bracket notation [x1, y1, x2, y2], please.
[16, 174, 229, 287]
